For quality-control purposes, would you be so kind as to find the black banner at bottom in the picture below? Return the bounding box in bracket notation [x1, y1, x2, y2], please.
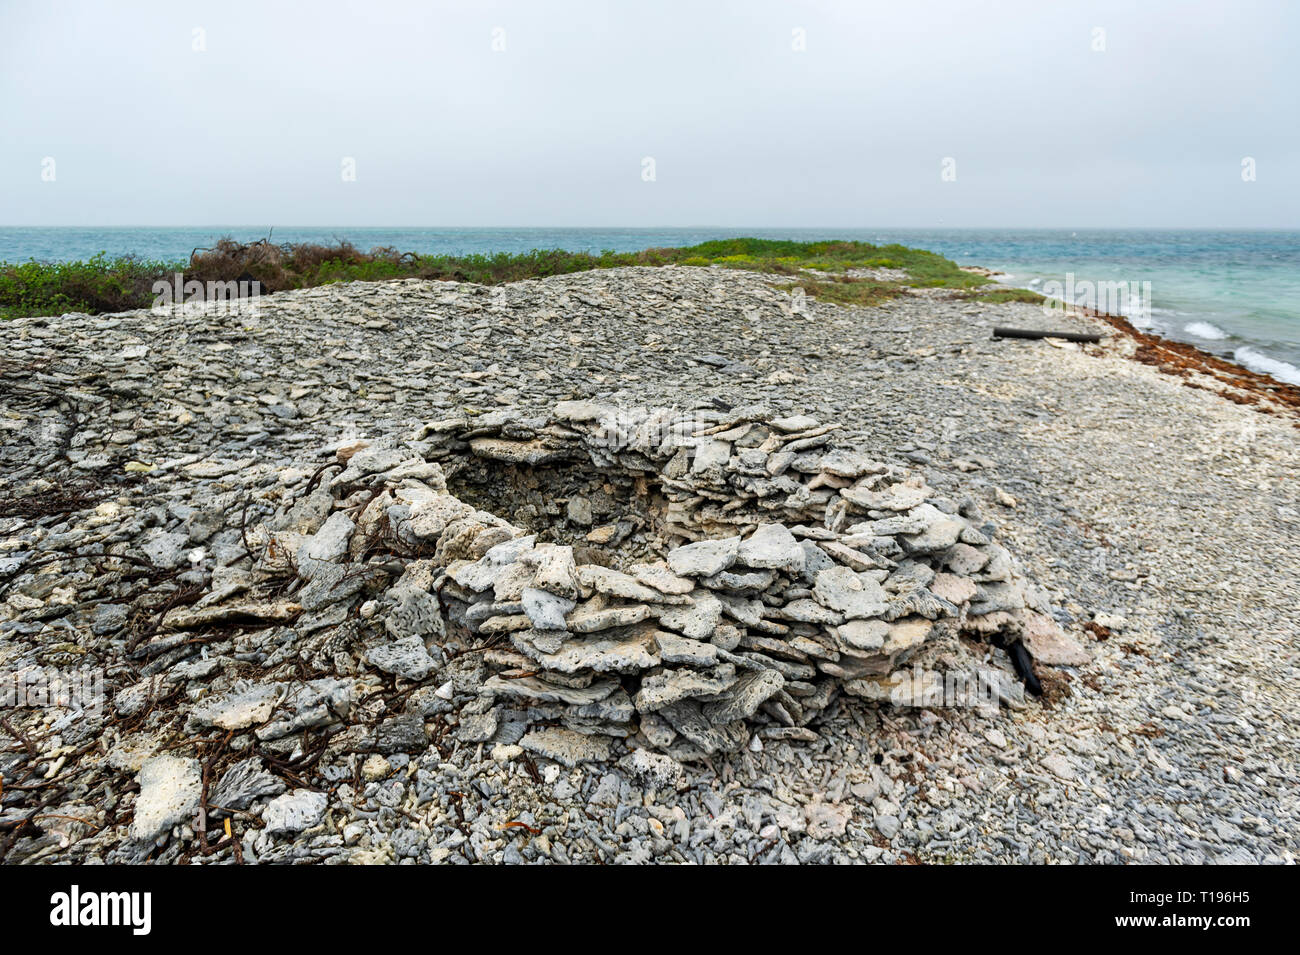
[0, 864, 1277, 943]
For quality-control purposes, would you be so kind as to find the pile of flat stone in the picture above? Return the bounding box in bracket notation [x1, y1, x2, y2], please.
[242, 400, 1072, 764]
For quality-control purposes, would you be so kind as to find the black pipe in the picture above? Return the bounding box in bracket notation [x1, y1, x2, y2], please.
[993, 327, 1103, 344]
[1007, 640, 1043, 696]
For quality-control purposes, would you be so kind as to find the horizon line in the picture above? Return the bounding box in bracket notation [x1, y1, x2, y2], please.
[3, 224, 1299, 232]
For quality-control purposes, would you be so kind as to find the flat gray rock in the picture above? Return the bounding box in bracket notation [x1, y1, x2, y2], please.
[736, 523, 805, 571]
[577, 564, 679, 603]
[520, 727, 612, 767]
[635, 665, 738, 712]
[484, 674, 618, 705]
[301, 510, 354, 562]
[631, 562, 696, 595]
[656, 590, 723, 640]
[813, 566, 888, 619]
[667, 536, 740, 577]
[691, 438, 731, 472]
[702, 669, 785, 724]
[655, 631, 719, 667]
[520, 586, 574, 630]
[530, 624, 660, 674]
[567, 602, 652, 633]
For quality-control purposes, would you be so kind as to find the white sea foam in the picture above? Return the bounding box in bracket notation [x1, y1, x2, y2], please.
[1184, 321, 1228, 341]
[1234, 347, 1300, 386]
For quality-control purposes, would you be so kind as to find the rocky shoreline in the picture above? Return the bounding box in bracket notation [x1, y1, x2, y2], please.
[1083, 308, 1300, 421]
[1, 265, 1296, 864]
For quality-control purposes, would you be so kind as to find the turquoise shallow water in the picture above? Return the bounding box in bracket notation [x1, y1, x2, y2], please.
[2, 227, 1297, 385]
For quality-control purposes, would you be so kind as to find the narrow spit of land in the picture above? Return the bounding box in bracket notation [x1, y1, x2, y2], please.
[0, 255, 1296, 864]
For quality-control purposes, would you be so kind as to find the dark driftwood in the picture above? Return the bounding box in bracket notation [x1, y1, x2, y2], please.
[993, 327, 1103, 344]
[1008, 640, 1043, 696]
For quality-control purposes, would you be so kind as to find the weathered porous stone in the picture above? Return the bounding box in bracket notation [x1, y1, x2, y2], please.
[131, 756, 202, 843]
[263, 789, 329, 836]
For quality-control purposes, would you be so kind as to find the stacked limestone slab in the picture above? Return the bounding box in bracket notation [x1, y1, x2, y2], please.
[246, 401, 1066, 764]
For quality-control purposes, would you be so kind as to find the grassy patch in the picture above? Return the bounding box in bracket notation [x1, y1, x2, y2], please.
[960, 287, 1047, 305]
[774, 276, 905, 308]
[1, 236, 997, 319]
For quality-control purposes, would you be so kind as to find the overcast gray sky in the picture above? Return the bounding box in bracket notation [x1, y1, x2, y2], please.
[1, 0, 1296, 227]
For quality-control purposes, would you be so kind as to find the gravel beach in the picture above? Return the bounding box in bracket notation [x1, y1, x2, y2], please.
[1, 265, 1296, 864]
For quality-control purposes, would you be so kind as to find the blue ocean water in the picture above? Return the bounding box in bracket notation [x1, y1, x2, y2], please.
[2, 227, 1297, 385]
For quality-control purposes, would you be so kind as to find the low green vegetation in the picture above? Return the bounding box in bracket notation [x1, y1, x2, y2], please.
[960, 286, 1047, 305]
[0, 253, 179, 319]
[774, 276, 903, 308]
[0, 236, 1005, 319]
